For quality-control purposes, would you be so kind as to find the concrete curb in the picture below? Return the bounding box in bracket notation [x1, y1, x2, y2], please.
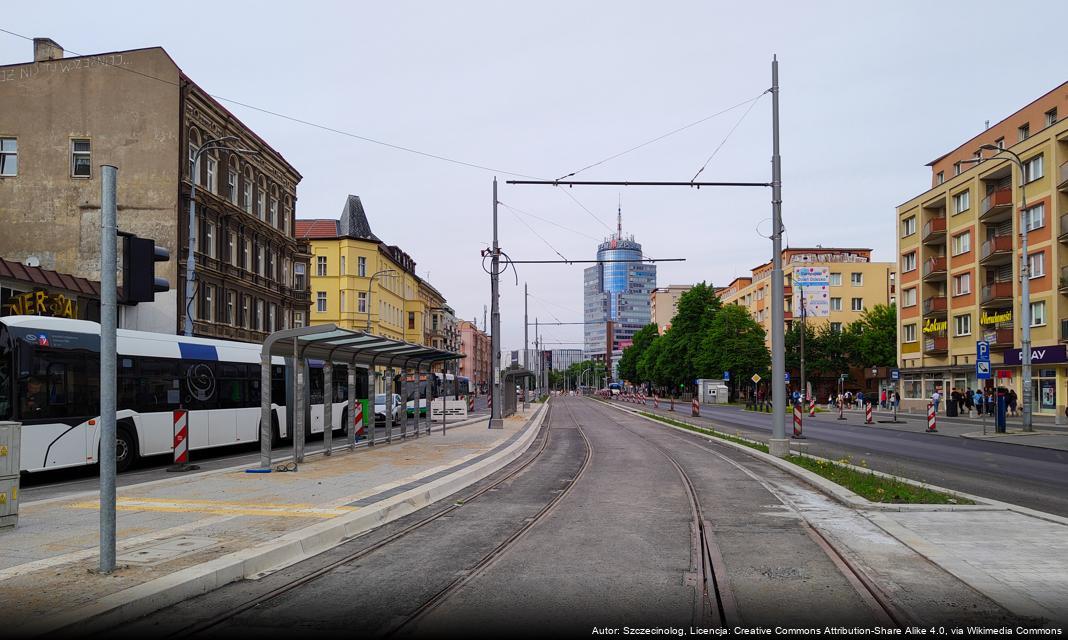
[959, 430, 1068, 452]
[21, 406, 547, 637]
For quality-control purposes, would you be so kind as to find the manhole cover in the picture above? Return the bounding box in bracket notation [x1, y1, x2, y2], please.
[117, 536, 219, 565]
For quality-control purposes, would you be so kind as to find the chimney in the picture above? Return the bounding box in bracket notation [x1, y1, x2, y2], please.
[33, 38, 64, 62]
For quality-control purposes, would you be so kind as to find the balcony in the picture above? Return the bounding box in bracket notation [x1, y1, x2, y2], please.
[1061, 266, 1068, 293]
[1059, 161, 1068, 192]
[923, 336, 948, 355]
[988, 327, 1014, 349]
[922, 256, 947, 281]
[922, 296, 947, 315]
[1060, 214, 1068, 243]
[980, 281, 1014, 306]
[921, 217, 947, 245]
[979, 187, 1013, 222]
[1062, 319, 1068, 343]
[979, 234, 1013, 265]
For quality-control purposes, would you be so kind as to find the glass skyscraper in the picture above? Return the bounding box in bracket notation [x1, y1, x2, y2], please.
[583, 210, 657, 379]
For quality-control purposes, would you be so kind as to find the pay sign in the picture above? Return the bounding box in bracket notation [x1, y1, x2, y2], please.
[976, 340, 991, 380]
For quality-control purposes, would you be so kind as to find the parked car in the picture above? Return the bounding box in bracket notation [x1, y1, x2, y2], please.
[374, 393, 402, 424]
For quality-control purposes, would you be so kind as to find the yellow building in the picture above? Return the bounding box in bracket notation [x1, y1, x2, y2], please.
[650, 285, 692, 335]
[896, 82, 1068, 415]
[719, 248, 896, 348]
[297, 195, 445, 347]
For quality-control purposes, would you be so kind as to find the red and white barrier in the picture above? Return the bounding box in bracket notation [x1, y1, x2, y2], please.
[837, 400, 846, 421]
[926, 402, 937, 432]
[468, 396, 475, 412]
[173, 410, 189, 464]
[865, 403, 873, 424]
[691, 398, 700, 417]
[792, 403, 803, 438]
[808, 399, 816, 418]
[654, 396, 660, 409]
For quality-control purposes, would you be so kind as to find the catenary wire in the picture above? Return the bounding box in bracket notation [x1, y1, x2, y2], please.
[505, 208, 569, 262]
[498, 201, 600, 241]
[690, 91, 768, 183]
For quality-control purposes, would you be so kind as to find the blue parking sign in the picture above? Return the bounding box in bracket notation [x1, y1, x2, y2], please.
[723, 371, 730, 381]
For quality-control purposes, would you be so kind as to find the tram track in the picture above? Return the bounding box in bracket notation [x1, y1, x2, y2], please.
[162, 402, 574, 639]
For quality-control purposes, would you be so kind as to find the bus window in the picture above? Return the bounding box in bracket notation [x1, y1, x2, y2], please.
[0, 329, 11, 420]
[217, 364, 246, 409]
[271, 365, 286, 405]
[139, 359, 180, 412]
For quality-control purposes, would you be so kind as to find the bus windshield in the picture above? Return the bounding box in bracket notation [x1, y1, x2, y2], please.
[0, 328, 10, 420]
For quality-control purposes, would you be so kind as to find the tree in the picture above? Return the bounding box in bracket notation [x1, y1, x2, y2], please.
[618, 323, 660, 384]
[848, 304, 897, 367]
[695, 304, 769, 384]
[655, 283, 721, 390]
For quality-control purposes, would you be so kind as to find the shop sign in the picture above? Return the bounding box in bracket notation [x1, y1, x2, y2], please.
[922, 318, 947, 334]
[1003, 344, 1068, 366]
[3, 289, 76, 319]
[1041, 379, 1057, 410]
[980, 309, 1012, 325]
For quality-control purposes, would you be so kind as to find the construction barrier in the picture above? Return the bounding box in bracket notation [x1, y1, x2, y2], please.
[691, 398, 700, 417]
[837, 400, 846, 421]
[173, 410, 189, 464]
[808, 398, 816, 418]
[354, 402, 365, 437]
[865, 402, 873, 424]
[468, 396, 475, 413]
[927, 402, 937, 432]
[792, 402, 803, 438]
[654, 396, 659, 409]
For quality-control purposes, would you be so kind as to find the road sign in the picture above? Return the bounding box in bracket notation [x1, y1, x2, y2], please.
[839, 373, 848, 381]
[890, 368, 900, 381]
[976, 340, 990, 362]
[785, 372, 790, 383]
[976, 361, 991, 379]
[751, 374, 761, 384]
[723, 371, 730, 381]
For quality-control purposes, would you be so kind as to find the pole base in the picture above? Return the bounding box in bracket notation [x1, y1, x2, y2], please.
[877, 419, 906, 424]
[166, 463, 200, 473]
[791, 434, 806, 440]
[925, 428, 938, 433]
[836, 416, 846, 421]
[769, 438, 790, 458]
[489, 418, 504, 429]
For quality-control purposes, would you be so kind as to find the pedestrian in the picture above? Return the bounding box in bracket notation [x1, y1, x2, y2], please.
[891, 390, 900, 411]
[856, 390, 865, 408]
[931, 388, 942, 414]
[845, 390, 853, 408]
[880, 389, 887, 409]
[964, 387, 974, 416]
[827, 393, 834, 410]
[1008, 388, 1018, 417]
[973, 389, 984, 416]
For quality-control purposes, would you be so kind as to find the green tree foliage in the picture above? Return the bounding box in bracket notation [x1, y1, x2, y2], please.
[562, 359, 607, 389]
[617, 323, 660, 384]
[696, 304, 769, 382]
[655, 283, 721, 389]
[637, 336, 666, 387]
[848, 304, 897, 367]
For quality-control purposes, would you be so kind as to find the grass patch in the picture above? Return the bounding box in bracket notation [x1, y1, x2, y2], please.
[786, 455, 974, 505]
[638, 411, 769, 454]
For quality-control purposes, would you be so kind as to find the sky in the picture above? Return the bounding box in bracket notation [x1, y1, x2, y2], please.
[5, 1, 1068, 354]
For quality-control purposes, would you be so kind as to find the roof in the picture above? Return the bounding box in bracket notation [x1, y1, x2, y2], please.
[295, 219, 340, 239]
[338, 195, 380, 242]
[0, 257, 101, 297]
[261, 324, 463, 367]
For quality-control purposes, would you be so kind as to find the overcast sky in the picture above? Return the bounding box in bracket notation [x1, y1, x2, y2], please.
[5, 1, 1068, 353]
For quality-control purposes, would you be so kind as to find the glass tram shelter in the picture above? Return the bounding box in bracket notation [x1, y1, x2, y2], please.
[259, 324, 463, 471]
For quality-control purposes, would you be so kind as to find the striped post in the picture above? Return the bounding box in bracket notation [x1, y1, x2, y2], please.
[792, 402, 803, 438]
[353, 402, 365, 438]
[468, 395, 475, 413]
[173, 410, 189, 464]
[669, 397, 675, 412]
[691, 397, 700, 417]
[837, 400, 846, 421]
[927, 402, 937, 432]
[654, 395, 659, 409]
[808, 398, 816, 417]
[865, 402, 873, 424]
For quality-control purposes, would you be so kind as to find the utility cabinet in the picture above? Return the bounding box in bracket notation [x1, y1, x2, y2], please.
[0, 422, 21, 529]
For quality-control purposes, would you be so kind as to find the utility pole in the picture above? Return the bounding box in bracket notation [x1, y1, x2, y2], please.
[799, 284, 806, 404]
[99, 165, 118, 573]
[489, 178, 503, 428]
[769, 55, 788, 456]
[535, 317, 540, 398]
[523, 283, 530, 409]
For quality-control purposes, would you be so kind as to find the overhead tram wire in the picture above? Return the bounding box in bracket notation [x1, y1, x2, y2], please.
[690, 90, 768, 183]
[497, 201, 601, 241]
[504, 207, 569, 262]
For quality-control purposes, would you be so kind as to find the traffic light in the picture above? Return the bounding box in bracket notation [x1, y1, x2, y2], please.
[122, 234, 170, 303]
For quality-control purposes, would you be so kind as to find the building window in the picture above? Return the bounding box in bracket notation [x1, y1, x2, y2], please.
[994, 137, 1005, 150]
[228, 232, 237, 266]
[0, 138, 17, 176]
[953, 162, 961, 176]
[243, 239, 251, 271]
[829, 272, 842, 286]
[358, 257, 366, 277]
[936, 171, 944, 185]
[901, 216, 916, 237]
[226, 290, 235, 325]
[268, 304, 276, 332]
[1028, 251, 1045, 279]
[284, 197, 292, 236]
[1023, 203, 1045, 232]
[317, 256, 327, 276]
[1018, 123, 1030, 142]
[902, 287, 917, 307]
[294, 263, 306, 290]
[205, 155, 217, 194]
[317, 291, 327, 313]
[1031, 301, 1046, 326]
[269, 194, 278, 228]
[340, 255, 346, 275]
[830, 297, 842, 311]
[242, 295, 251, 329]
[1046, 108, 1058, 127]
[358, 291, 367, 313]
[902, 252, 916, 272]
[851, 297, 863, 311]
[903, 324, 917, 343]
[256, 178, 266, 220]
[952, 272, 971, 296]
[1023, 154, 1044, 182]
[256, 244, 264, 276]
[283, 258, 291, 286]
[952, 191, 969, 214]
[340, 290, 347, 312]
[228, 159, 238, 205]
[71, 139, 91, 178]
[954, 314, 971, 336]
[256, 299, 264, 331]
[201, 285, 214, 322]
[243, 170, 252, 214]
[409, 311, 415, 330]
[204, 221, 215, 258]
[951, 231, 971, 256]
[850, 272, 863, 286]
[830, 322, 842, 333]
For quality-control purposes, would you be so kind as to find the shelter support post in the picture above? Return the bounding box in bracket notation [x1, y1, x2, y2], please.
[323, 361, 333, 455]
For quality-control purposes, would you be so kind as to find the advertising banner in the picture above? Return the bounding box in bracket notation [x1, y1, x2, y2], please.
[792, 267, 830, 318]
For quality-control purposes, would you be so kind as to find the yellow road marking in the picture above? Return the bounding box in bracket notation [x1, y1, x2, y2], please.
[68, 498, 355, 518]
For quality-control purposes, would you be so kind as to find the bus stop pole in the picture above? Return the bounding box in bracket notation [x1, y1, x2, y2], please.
[385, 369, 394, 444]
[366, 367, 376, 446]
[347, 358, 357, 450]
[401, 369, 409, 440]
[294, 340, 304, 466]
[323, 361, 333, 455]
[99, 165, 118, 574]
[260, 352, 272, 469]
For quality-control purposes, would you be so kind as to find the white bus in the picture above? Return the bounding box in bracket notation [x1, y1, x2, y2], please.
[0, 316, 366, 473]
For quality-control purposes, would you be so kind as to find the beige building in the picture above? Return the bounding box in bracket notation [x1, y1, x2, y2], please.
[720, 248, 896, 347]
[896, 81, 1068, 415]
[650, 285, 691, 334]
[0, 39, 310, 339]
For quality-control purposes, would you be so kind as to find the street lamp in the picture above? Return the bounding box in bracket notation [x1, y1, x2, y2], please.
[184, 135, 257, 337]
[959, 143, 1033, 431]
[365, 269, 398, 333]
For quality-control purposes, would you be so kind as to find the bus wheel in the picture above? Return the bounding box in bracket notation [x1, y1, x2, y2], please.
[116, 423, 139, 473]
[339, 408, 349, 436]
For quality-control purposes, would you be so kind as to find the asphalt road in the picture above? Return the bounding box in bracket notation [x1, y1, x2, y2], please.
[633, 400, 1068, 517]
[111, 396, 1007, 637]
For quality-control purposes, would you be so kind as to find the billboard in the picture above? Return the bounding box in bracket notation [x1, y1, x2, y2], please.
[792, 266, 830, 318]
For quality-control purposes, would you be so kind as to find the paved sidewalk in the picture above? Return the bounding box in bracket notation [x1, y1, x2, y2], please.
[0, 406, 544, 635]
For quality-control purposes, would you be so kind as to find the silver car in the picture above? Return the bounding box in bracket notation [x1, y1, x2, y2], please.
[374, 393, 402, 424]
